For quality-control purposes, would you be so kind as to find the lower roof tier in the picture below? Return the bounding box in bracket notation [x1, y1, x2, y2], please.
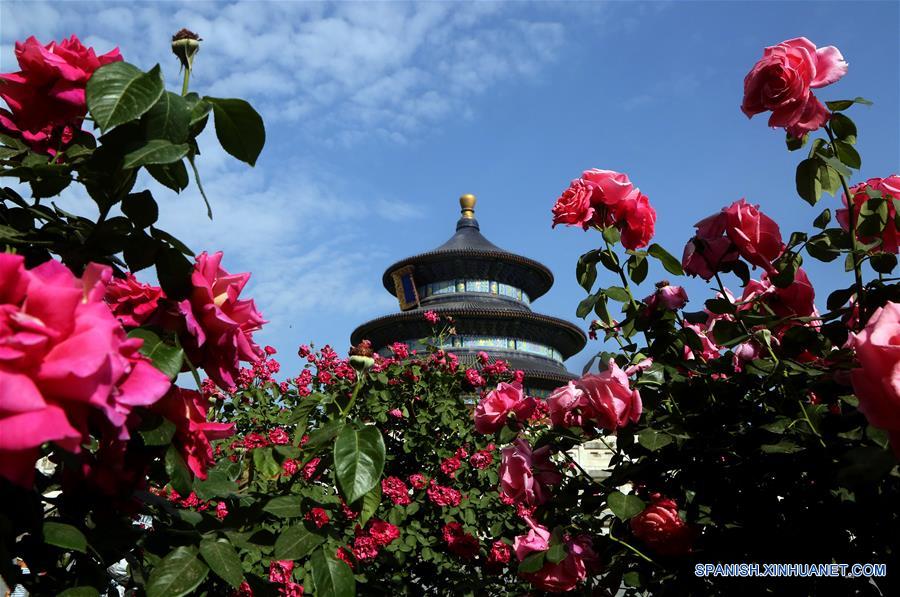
[351, 305, 587, 361]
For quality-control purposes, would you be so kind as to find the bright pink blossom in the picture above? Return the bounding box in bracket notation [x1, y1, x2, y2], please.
[176, 251, 266, 389]
[424, 310, 440, 324]
[268, 427, 290, 445]
[0, 35, 122, 154]
[499, 439, 562, 506]
[104, 273, 164, 328]
[0, 255, 170, 486]
[408, 473, 427, 490]
[269, 560, 294, 584]
[474, 382, 536, 434]
[522, 534, 597, 592]
[741, 37, 847, 138]
[644, 283, 688, 311]
[152, 388, 235, 479]
[547, 360, 642, 432]
[368, 520, 401, 546]
[352, 535, 379, 560]
[847, 302, 900, 455]
[382, 476, 411, 505]
[630, 494, 694, 556]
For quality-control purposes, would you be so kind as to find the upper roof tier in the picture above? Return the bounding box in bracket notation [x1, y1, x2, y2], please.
[380, 195, 554, 302]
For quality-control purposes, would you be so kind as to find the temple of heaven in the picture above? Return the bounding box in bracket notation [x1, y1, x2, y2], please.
[350, 194, 587, 396]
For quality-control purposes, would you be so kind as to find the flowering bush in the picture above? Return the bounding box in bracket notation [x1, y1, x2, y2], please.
[2, 28, 899, 597]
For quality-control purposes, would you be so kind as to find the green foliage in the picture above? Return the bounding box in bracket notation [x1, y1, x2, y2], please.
[334, 425, 386, 502]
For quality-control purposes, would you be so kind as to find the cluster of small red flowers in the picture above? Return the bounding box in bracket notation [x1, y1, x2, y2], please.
[390, 342, 410, 359]
[339, 499, 359, 521]
[465, 368, 485, 388]
[408, 473, 428, 489]
[151, 487, 228, 520]
[349, 520, 400, 562]
[469, 444, 495, 469]
[480, 359, 509, 377]
[304, 507, 330, 528]
[440, 455, 461, 478]
[268, 560, 303, 596]
[487, 539, 512, 565]
[381, 476, 411, 505]
[442, 522, 480, 559]
[268, 427, 290, 445]
[427, 480, 462, 507]
[429, 349, 459, 373]
[424, 310, 440, 324]
[294, 369, 313, 396]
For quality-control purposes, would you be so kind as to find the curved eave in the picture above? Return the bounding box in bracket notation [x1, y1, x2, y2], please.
[380, 249, 554, 302]
[350, 306, 587, 359]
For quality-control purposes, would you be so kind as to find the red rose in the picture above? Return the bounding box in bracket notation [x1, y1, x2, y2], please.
[352, 535, 379, 560]
[723, 199, 784, 271]
[741, 268, 816, 320]
[368, 520, 401, 546]
[304, 507, 329, 529]
[442, 522, 480, 559]
[847, 302, 900, 454]
[0, 36, 122, 154]
[741, 37, 847, 138]
[269, 560, 294, 584]
[487, 540, 511, 564]
[630, 495, 694, 556]
[618, 191, 657, 250]
[551, 179, 595, 229]
[176, 252, 266, 389]
[0, 256, 169, 487]
[381, 476, 411, 505]
[408, 473, 427, 490]
[151, 388, 235, 479]
[104, 273, 164, 328]
[837, 176, 900, 254]
[427, 480, 462, 507]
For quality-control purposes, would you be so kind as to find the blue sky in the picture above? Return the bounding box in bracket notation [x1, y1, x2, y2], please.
[2, 1, 898, 377]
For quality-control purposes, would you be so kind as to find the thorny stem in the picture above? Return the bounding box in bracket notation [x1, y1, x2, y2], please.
[608, 529, 659, 566]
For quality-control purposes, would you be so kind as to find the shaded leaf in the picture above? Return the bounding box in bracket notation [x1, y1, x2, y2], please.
[199, 538, 243, 588]
[146, 546, 209, 597]
[206, 97, 265, 166]
[274, 525, 325, 560]
[607, 491, 645, 520]
[86, 62, 164, 131]
[127, 328, 184, 379]
[44, 522, 87, 553]
[311, 548, 356, 597]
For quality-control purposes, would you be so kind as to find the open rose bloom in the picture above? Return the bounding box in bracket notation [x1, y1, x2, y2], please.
[741, 37, 847, 138]
[0, 35, 122, 154]
[837, 176, 900, 254]
[0, 255, 170, 486]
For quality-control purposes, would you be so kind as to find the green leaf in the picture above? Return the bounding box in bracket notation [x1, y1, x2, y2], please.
[870, 253, 897, 274]
[44, 522, 88, 553]
[252, 447, 281, 479]
[637, 429, 673, 451]
[833, 140, 861, 169]
[813, 208, 831, 229]
[647, 243, 684, 275]
[576, 294, 598, 319]
[825, 97, 873, 111]
[165, 445, 192, 494]
[199, 538, 244, 588]
[147, 161, 189, 193]
[785, 132, 806, 151]
[126, 328, 184, 379]
[334, 425, 386, 503]
[830, 113, 857, 140]
[311, 548, 356, 597]
[576, 256, 597, 292]
[144, 91, 191, 143]
[205, 97, 265, 166]
[150, 226, 194, 256]
[156, 247, 193, 301]
[146, 546, 209, 597]
[607, 491, 645, 520]
[359, 482, 382, 526]
[123, 140, 190, 169]
[518, 551, 546, 574]
[0, 146, 26, 160]
[263, 496, 303, 518]
[760, 440, 803, 454]
[820, 155, 852, 178]
[86, 62, 165, 131]
[602, 226, 621, 245]
[0, 133, 27, 150]
[627, 253, 648, 284]
[274, 525, 325, 560]
[605, 286, 631, 303]
[121, 190, 159, 228]
[193, 470, 238, 500]
[546, 541, 567, 564]
[795, 158, 822, 206]
[705, 298, 735, 315]
[140, 416, 176, 446]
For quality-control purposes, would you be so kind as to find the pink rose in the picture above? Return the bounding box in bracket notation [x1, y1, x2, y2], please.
[522, 535, 596, 593]
[550, 360, 642, 433]
[474, 381, 536, 434]
[741, 268, 816, 320]
[837, 176, 900, 254]
[0, 255, 170, 486]
[0, 36, 122, 154]
[269, 560, 294, 584]
[513, 519, 551, 560]
[630, 494, 694, 556]
[581, 168, 637, 214]
[741, 37, 847, 138]
[465, 367, 485, 388]
[151, 388, 235, 479]
[104, 273, 164, 328]
[681, 322, 721, 361]
[682, 211, 741, 280]
[644, 283, 688, 311]
[499, 439, 562, 506]
[723, 199, 784, 271]
[551, 179, 596, 229]
[847, 303, 900, 453]
[176, 252, 266, 389]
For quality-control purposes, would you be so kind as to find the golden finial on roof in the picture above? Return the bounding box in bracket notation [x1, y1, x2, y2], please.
[459, 193, 476, 219]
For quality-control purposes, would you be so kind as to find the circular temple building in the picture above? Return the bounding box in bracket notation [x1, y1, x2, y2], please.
[350, 194, 587, 396]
